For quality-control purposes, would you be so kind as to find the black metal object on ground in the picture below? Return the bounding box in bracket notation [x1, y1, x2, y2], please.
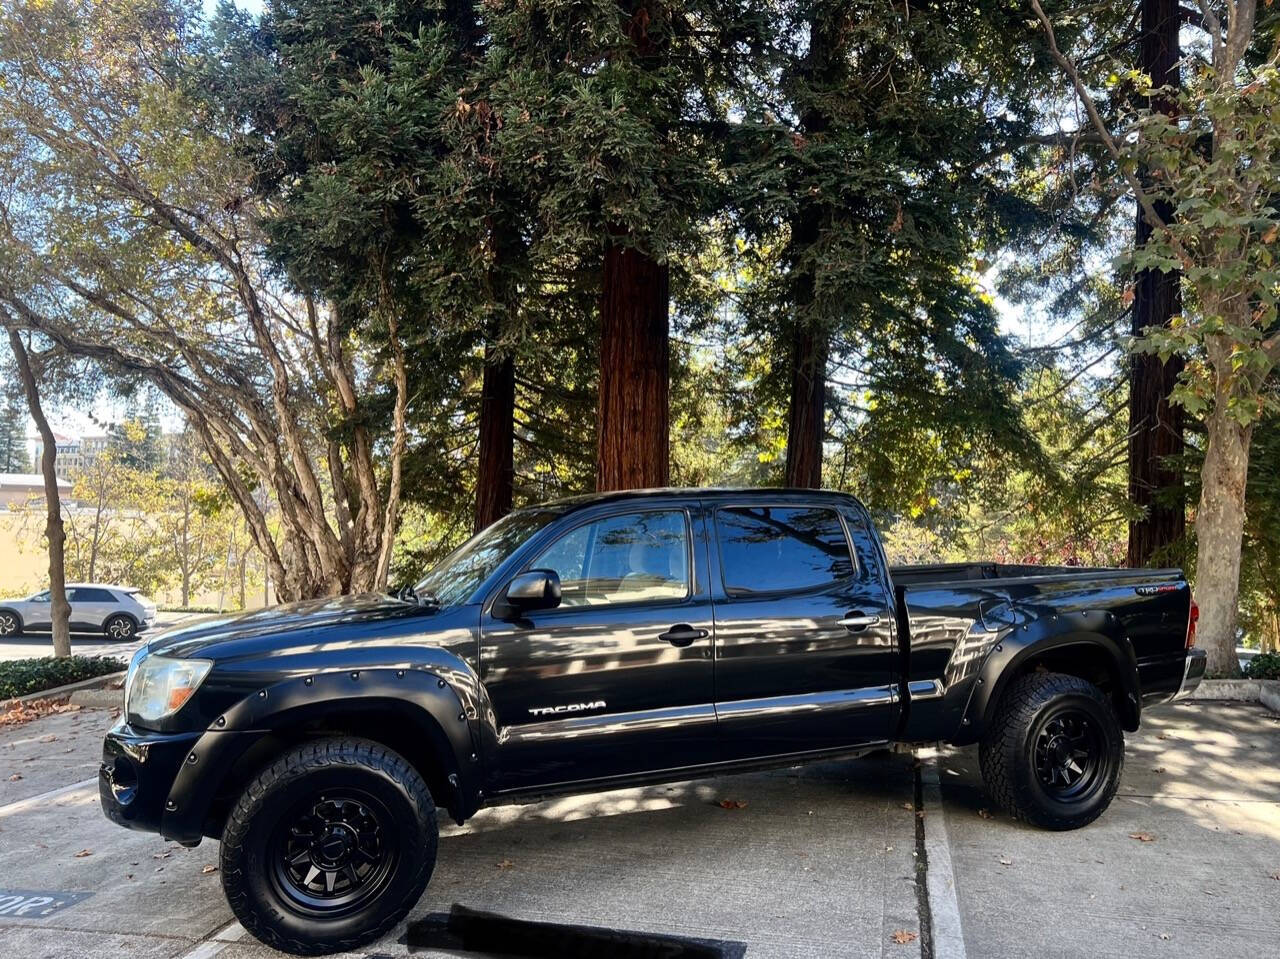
[403, 903, 748, 958]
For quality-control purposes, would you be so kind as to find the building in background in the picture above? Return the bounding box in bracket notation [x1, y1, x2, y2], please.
[0, 472, 73, 508]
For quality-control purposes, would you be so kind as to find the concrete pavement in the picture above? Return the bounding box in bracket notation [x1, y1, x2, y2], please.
[935, 701, 1280, 959]
[0, 700, 1276, 958]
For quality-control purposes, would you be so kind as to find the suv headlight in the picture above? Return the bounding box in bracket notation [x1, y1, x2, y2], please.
[126, 655, 212, 722]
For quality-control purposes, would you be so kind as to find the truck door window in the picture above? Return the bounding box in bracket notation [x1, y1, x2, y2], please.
[716, 506, 854, 595]
[532, 510, 690, 607]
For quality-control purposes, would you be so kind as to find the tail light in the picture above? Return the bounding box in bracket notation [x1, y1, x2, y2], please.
[1186, 597, 1199, 649]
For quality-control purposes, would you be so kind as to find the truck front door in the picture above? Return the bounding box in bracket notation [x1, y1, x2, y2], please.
[709, 501, 898, 759]
[480, 505, 718, 794]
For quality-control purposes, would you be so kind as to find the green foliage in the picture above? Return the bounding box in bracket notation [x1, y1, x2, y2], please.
[1130, 63, 1280, 424]
[1243, 652, 1280, 680]
[0, 374, 29, 473]
[0, 656, 125, 700]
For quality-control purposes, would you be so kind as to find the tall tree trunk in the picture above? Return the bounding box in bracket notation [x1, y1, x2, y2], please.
[596, 240, 670, 491]
[475, 343, 515, 531]
[784, 317, 828, 488]
[1195, 403, 1250, 677]
[7, 330, 71, 657]
[1127, 0, 1184, 567]
[783, 13, 835, 489]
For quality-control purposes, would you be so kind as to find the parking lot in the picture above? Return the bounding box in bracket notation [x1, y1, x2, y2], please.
[1, 700, 1276, 959]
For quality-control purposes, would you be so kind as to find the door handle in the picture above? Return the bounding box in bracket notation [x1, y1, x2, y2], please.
[838, 613, 881, 631]
[658, 624, 709, 647]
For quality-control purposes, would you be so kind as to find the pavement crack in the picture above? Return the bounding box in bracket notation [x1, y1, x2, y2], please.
[912, 761, 934, 959]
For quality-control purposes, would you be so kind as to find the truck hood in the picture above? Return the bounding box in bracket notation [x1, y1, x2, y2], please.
[144, 594, 435, 660]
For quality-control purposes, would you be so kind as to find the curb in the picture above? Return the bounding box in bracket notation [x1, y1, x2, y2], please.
[1186, 677, 1280, 713]
[0, 669, 126, 710]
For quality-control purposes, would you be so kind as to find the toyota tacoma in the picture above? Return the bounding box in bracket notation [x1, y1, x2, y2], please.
[99, 488, 1205, 954]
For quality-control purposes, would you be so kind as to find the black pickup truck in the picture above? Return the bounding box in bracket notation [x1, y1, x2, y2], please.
[99, 488, 1205, 954]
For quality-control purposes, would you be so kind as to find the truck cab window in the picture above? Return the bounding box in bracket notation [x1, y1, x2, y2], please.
[717, 506, 853, 594]
[533, 510, 689, 607]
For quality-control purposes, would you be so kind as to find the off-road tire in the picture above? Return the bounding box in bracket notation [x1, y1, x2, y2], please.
[220, 737, 438, 955]
[978, 672, 1124, 830]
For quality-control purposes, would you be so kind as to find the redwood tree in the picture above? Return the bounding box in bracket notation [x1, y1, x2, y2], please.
[1127, 0, 1185, 567]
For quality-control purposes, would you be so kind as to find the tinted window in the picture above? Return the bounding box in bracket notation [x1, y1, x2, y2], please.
[717, 506, 853, 594]
[70, 588, 115, 602]
[533, 510, 689, 607]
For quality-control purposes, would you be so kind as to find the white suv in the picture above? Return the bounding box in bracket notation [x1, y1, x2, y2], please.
[0, 584, 157, 639]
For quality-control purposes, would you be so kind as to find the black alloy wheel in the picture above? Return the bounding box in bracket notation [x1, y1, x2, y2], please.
[271, 791, 397, 916]
[105, 615, 135, 640]
[1031, 708, 1105, 801]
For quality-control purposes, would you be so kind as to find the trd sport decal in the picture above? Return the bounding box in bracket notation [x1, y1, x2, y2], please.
[528, 700, 607, 717]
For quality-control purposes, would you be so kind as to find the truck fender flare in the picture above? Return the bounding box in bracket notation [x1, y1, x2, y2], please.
[160, 668, 480, 843]
[958, 611, 1140, 742]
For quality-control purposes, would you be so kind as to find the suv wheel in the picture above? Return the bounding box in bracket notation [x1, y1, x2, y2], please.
[0, 611, 20, 637]
[979, 671, 1124, 830]
[221, 738, 438, 956]
[104, 614, 136, 640]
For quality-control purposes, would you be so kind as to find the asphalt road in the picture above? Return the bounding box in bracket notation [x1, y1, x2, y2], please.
[0, 611, 208, 663]
[0, 700, 1276, 959]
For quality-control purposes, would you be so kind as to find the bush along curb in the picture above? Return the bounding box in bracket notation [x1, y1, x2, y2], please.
[1186, 678, 1280, 714]
[0, 668, 126, 709]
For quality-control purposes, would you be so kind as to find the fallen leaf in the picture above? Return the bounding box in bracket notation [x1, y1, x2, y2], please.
[1130, 832, 1157, 842]
[73, 849, 93, 858]
[1270, 872, 1280, 881]
[1153, 767, 1167, 774]
[718, 799, 748, 810]
[1158, 933, 1172, 940]
[153, 851, 171, 860]
[977, 808, 993, 819]
[7, 773, 21, 782]
[890, 930, 918, 945]
[38, 734, 57, 743]
[201, 865, 218, 874]
[998, 856, 1013, 866]
[496, 859, 514, 869]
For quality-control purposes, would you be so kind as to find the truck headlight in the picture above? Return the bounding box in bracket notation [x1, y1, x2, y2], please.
[126, 656, 212, 722]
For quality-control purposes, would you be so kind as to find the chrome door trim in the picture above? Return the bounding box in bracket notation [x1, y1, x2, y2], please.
[715, 684, 898, 721]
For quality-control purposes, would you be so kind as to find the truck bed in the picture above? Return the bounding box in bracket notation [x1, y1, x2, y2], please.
[889, 561, 1182, 589]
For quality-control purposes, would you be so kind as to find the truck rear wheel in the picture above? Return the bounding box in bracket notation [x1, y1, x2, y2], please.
[978, 672, 1123, 830]
[220, 737, 438, 955]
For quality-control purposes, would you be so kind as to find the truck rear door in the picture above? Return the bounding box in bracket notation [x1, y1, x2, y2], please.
[708, 499, 898, 759]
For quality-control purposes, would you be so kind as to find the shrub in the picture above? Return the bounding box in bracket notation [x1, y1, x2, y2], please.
[1243, 652, 1280, 681]
[0, 656, 126, 700]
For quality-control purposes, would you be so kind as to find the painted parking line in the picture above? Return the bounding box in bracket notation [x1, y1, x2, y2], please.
[919, 753, 967, 959]
[0, 777, 97, 819]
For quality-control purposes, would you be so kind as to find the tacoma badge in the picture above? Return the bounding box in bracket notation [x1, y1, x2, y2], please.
[528, 700, 607, 717]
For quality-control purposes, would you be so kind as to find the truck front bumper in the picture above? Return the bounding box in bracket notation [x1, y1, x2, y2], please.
[99, 722, 201, 839]
[1171, 647, 1207, 701]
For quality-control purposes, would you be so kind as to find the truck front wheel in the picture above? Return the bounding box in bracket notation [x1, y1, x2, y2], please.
[220, 737, 438, 955]
[978, 672, 1124, 830]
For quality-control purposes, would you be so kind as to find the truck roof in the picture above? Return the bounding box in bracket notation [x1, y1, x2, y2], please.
[539, 486, 865, 511]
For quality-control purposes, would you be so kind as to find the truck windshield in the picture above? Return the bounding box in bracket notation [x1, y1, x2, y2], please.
[414, 508, 564, 607]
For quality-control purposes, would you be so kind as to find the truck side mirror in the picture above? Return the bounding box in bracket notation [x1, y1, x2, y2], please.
[500, 569, 562, 616]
